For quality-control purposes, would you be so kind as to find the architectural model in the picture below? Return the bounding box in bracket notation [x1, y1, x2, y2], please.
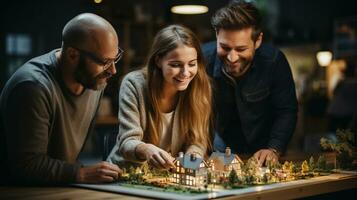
[116, 147, 332, 193]
[75, 130, 357, 199]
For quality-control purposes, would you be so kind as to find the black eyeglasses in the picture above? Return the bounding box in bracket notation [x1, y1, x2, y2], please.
[73, 47, 124, 71]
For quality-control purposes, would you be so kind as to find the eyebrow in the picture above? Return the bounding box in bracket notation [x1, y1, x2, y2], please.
[103, 47, 122, 61]
[103, 53, 118, 61]
[168, 59, 198, 63]
[219, 42, 248, 48]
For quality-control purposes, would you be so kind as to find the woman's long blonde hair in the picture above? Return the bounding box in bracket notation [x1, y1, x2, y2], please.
[142, 24, 212, 155]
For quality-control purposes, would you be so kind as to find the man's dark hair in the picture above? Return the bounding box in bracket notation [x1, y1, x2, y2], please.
[211, 0, 262, 41]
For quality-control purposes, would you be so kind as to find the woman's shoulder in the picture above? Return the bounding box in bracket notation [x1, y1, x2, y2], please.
[122, 69, 147, 85]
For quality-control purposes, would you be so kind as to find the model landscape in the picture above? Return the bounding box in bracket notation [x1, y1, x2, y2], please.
[112, 129, 356, 194]
[114, 148, 330, 194]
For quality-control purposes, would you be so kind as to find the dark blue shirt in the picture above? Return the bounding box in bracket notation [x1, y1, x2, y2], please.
[203, 42, 298, 154]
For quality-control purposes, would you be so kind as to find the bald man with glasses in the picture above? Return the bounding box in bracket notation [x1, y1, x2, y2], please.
[0, 13, 123, 185]
[73, 46, 124, 72]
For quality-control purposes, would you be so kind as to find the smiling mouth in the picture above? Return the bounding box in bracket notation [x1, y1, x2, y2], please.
[174, 77, 190, 83]
[225, 59, 239, 66]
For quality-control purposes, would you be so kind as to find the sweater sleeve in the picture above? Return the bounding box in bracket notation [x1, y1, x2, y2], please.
[3, 82, 80, 185]
[117, 75, 146, 162]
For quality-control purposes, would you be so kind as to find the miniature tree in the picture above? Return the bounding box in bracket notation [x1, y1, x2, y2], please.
[151, 167, 170, 177]
[228, 169, 238, 185]
[128, 166, 136, 177]
[301, 160, 309, 175]
[141, 162, 150, 176]
[122, 168, 127, 176]
[320, 129, 357, 169]
[274, 161, 282, 171]
[291, 162, 299, 174]
[285, 161, 294, 179]
[266, 156, 281, 172]
[222, 179, 230, 189]
[246, 157, 260, 175]
[281, 161, 294, 180]
[242, 157, 260, 184]
[316, 155, 327, 171]
[266, 158, 274, 172]
[282, 161, 290, 172]
[135, 166, 142, 174]
[244, 173, 255, 185]
[288, 162, 294, 173]
[309, 156, 315, 171]
[262, 173, 270, 184]
[123, 165, 145, 184]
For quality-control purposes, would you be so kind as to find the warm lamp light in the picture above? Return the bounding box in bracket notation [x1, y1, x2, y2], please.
[316, 51, 333, 67]
[94, 0, 102, 4]
[171, 5, 208, 14]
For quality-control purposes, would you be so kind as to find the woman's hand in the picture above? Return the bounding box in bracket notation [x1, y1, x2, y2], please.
[136, 143, 175, 169]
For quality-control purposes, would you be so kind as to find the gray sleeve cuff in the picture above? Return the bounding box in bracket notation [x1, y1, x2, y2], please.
[62, 162, 82, 184]
[120, 139, 146, 162]
[267, 138, 285, 155]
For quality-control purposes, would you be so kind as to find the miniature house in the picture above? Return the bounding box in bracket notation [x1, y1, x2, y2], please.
[208, 147, 243, 182]
[171, 152, 209, 187]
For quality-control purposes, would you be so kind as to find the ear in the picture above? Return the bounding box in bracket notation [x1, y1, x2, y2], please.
[65, 47, 80, 64]
[254, 32, 263, 50]
[155, 56, 162, 69]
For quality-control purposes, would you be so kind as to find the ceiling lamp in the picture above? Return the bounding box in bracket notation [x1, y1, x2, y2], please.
[171, 5, 208, 14]
[316, 51, 333, 67]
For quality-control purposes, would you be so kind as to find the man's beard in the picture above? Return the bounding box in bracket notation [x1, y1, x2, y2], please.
[74, 56, 112, 91]
[224, 59, 251, 78]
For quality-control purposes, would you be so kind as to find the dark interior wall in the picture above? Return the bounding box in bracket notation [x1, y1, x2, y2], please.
[277, 0, 357, 44]
[1, 0, 356, 55]
[0, 0, 94, 89]
[0, 0, 93, 55]
[1, 0, 357, 88]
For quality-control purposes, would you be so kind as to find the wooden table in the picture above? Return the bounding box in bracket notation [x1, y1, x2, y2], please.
[1, 173, 357, 200]
[0, 186, 151, 200]
[222, 173, 357, 200]
[1, 151, 356, 200]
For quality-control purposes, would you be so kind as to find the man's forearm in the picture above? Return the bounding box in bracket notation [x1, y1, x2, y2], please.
[9, 154, 81, 185]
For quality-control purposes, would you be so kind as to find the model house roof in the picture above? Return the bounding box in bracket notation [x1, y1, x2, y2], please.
[208, 149, 243, 165]
[175, 153, 207, 170]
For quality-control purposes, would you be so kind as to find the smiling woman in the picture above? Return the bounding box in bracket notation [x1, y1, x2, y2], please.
[107, 24, 213, 170]
[157, 44, 198, 96]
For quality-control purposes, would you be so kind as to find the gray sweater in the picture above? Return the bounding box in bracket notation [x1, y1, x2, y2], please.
[0, 50, 102, 185]
[107, 70, 206, 166]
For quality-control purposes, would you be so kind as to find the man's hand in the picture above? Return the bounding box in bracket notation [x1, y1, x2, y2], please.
[136, 143, 175, 169]
[253, 149, 279, 167]
[76, 161, 122, 183]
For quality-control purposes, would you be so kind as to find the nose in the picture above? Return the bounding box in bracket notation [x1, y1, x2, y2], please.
[227, 50, 239, 63]
[181, 66, 190, 77]
[107, 62, 117, 75]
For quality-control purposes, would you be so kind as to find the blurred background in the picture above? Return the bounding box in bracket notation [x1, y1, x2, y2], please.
[1, 0, 356, 162]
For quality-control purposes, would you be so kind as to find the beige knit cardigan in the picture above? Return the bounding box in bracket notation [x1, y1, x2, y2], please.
[107, 70, 206, 166]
